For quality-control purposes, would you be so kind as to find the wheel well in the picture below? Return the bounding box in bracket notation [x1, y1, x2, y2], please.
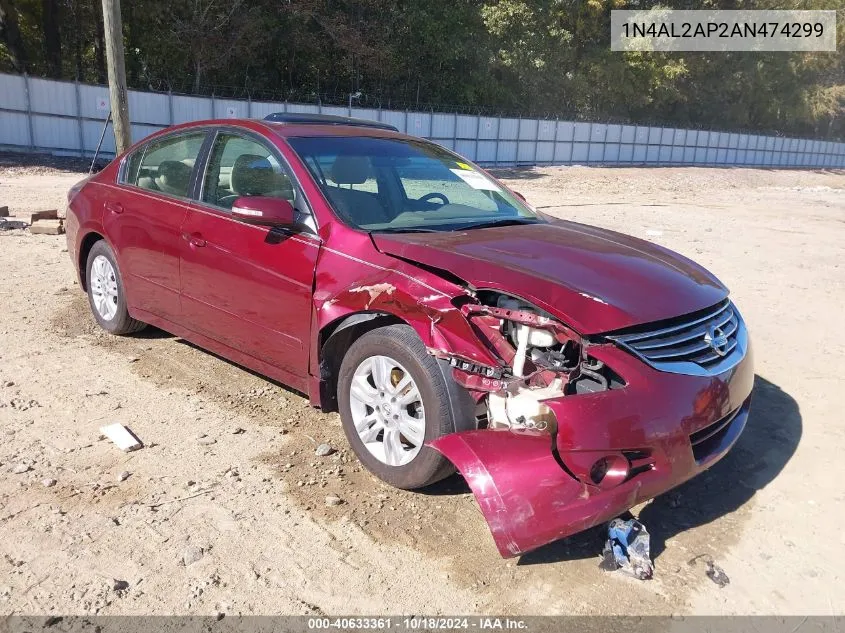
[318, 312, 405, 412]
[78, 231, 104, 291]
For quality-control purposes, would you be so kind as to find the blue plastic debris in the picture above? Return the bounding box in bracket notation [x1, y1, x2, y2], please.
[599, 518, 654, 580]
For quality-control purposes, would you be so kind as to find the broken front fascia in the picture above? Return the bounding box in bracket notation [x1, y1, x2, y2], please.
[315, 253, 592, 432]
[314, 254, 653, 559]
[429, 298, 592, 432]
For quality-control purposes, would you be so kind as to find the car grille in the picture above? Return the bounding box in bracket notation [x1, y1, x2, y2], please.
[689, 399, 749, 463]
[607, 299, 747, 376]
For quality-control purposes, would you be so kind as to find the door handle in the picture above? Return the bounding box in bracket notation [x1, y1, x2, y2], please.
[182, 232, 206, 248]
[105, 201, 124, 214]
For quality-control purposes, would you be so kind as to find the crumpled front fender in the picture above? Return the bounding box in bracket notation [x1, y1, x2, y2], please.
[429, 429, 601, 558]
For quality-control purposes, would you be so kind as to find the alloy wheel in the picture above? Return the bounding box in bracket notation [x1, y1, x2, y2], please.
[349, 355, 426, 467]
[90, 255, 119, 321]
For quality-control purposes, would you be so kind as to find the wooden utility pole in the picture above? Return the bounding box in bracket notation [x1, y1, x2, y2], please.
[101, 0, 131, 154]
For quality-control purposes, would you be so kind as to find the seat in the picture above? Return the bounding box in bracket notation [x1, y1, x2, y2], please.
[325, 156, 388, 225]
[219, 154, 293, 208]
[153, 160, 192, 196]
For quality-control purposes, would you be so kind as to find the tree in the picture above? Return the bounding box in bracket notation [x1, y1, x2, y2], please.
[0, 0, 842, 138]
[40, 0, 60, 77]
[0, 0, 28, 71]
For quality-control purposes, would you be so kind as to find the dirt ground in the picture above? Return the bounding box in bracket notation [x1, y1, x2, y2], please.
[1, 152, 843, 616]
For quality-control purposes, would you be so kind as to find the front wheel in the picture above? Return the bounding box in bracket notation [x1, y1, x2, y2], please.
[337, 324, 473, 489]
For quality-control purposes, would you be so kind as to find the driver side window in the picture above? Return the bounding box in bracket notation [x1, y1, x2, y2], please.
[202, 134, 296, 210]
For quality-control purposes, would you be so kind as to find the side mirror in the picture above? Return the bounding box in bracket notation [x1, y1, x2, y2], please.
[231, 196, 296, 227]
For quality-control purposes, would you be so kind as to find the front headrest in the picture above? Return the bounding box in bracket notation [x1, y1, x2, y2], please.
[231, 154, 277, 196]
[154, 160, 192, 196]
[331, 155, 371, 185]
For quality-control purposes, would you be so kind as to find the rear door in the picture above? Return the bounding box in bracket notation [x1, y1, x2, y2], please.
[106, 130, 208, 322]
[179, 129, 320, 383]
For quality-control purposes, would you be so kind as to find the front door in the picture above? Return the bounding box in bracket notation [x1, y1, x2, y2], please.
[179, 130, 319, 382]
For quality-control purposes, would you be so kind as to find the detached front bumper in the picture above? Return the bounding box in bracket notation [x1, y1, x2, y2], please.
[430, 341, 754, 558]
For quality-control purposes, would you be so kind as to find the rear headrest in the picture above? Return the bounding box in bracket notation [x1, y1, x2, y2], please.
[154, 160, 192, 196]
[331, 155, 371, 185]
[231, 154, 278, 196]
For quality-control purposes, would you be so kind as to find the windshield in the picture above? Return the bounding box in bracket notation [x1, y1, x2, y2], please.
[287, 136, 543, 232]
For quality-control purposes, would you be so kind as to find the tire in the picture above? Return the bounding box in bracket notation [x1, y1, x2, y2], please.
[337, 324, 474, 490]
[85, 240, 146, 335]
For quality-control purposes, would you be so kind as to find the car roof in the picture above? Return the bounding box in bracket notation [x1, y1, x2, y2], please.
[262, 112, 398, 131]
[153, 118, 412, 141]
[261, 121, 409, 139]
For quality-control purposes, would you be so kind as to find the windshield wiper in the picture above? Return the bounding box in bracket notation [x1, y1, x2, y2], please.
[459, 218, 542, 231]
[370, 227, 442, 234]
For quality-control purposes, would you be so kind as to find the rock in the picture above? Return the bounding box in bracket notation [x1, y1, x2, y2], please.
[117, 471, 130, 482]
[182, 545, 204, 566]
[2, 380, 14, 388]
[42, 478, 57, 488]
[231, 427, 245, 435]
[30, 219, 64, 235]
[705, 561, 730, 588]
[11, 463, 31, 474]
[197, 437, 216, 446]
[112, 579, 129, 592]
[315, 443, 334, 457]
[325, 495, 343, 507]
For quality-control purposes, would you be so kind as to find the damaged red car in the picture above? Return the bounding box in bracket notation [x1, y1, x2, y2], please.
[65, 114, 753, 558]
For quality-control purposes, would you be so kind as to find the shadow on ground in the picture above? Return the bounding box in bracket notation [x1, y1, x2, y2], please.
[488, 167, 546, 181]
[0, 150, 100, 173]
[135, 326, 175, 340]
[516, 374, 801, 565]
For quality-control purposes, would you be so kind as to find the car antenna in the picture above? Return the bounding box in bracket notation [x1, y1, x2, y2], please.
[89, 110, 113, 175]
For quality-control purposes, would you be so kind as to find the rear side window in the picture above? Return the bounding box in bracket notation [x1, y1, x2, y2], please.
[124, 132, 206, 199]
[124, 151, 143, 184]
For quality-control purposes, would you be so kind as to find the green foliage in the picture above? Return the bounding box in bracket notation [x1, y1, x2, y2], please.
[0, 0, 842, 137]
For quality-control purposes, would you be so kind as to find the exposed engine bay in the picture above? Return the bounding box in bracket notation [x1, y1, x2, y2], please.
[436, 290, 624, 433]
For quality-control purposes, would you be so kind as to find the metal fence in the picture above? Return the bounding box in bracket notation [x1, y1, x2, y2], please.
[1, 72, 844, 168]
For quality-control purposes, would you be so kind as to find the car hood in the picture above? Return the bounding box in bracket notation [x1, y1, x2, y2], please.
[372, 220, 728, 334]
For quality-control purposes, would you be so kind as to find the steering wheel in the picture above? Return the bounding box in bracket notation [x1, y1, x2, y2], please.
[419, 192, 450, 206]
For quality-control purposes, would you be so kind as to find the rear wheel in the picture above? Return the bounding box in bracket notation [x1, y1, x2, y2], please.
[337, 324, 472, 489]
[85, 240, 146, 335]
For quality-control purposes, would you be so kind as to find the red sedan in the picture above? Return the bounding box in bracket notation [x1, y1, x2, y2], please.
[65, 114, 753, 557]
